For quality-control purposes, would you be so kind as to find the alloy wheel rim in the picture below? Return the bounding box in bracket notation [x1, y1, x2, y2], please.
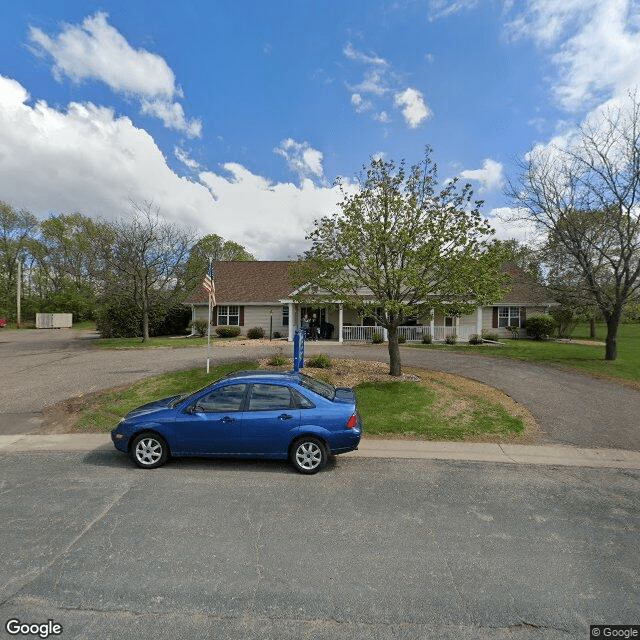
[136, 438, 162, 465]
[296, 442, 322, 469]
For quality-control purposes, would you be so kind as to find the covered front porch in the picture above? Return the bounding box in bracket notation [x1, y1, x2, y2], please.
[281, 302, 483, 343]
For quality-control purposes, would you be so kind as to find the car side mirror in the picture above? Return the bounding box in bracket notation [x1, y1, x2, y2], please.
[186, 404, 202, 414]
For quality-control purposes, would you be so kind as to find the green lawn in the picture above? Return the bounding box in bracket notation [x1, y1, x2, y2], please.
[355, 381, 523, 440]
[409, 322, 640, 385]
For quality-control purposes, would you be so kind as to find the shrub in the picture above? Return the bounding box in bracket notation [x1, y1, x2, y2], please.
[445, 334, 457, 345]
[397, 334, 406, 344]
[468, 334, 483, 345]
[372, 332, 384, 344]
[506, 325, 520, 339]
[268, 354, 289, 366]
[481, 330, 500, 342]
[273, 331, 282, 339]
[215, 326, 241, 338]
[192, 320, 208, 337]
[247, 326, 265, 339]
[422, 333, 433, 345]
[307, 353, 331, 368]
[549, 307, 579, 338]
[524, 314, 556, 340]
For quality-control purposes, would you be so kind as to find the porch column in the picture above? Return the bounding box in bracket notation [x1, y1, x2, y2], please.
[476, 306, 483, 335]
[288, 302, 294, 341]
[338, 304, 344, 343]
[430, 309, 435, 338]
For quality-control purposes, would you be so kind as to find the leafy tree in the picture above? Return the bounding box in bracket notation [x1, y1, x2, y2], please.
[0, 201, 39, 319]
[29, 213, 112, 321]
[186, 233, 255, 284]
[508, 92, 640, 360]
[293, 149, 509, 376]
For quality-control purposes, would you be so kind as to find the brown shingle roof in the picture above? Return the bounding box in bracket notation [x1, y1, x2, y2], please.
[186, 261, 296, 304]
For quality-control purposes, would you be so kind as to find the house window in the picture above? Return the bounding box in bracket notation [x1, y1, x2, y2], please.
[218, 305, 240, 326]
[498, 306, 520, 328]
[282, 306, 289, 326]
[444, 316, 455, 327]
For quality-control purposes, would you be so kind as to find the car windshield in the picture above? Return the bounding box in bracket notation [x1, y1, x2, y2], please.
[297, 373, 336, 401]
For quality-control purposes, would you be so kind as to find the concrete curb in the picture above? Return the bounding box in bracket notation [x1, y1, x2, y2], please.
[1, 434, 640, 469]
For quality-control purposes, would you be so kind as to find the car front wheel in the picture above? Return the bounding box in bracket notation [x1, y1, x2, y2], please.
[290, 437, 327, 474]
[131, 432, 169, 469]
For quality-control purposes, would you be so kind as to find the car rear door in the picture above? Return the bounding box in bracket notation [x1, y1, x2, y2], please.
[241, 383, 301, 455]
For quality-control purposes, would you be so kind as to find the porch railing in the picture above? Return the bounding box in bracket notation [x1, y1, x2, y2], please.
[341, 325, 378, 342]
[341, 325, 476, 342]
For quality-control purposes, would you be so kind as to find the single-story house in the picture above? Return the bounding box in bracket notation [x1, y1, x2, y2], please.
[185, 261, 556, 342]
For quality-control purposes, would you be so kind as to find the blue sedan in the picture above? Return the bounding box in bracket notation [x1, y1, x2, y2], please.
[111, 370, 362, 474]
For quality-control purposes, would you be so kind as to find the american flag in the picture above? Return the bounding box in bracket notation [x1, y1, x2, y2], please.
[202, 271, 216, 305]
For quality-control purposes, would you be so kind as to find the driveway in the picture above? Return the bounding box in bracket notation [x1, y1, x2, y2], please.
[1, 329, 639, 451]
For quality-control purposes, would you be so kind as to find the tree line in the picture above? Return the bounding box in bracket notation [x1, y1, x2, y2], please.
[0, 201, 253, 340]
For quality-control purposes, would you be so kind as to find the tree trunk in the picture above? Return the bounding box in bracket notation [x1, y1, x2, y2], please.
[604, 316, 619, 361]
[142, 307, 150, 342]
[387, 325, 402, 376]
[590, 316, 597, 339]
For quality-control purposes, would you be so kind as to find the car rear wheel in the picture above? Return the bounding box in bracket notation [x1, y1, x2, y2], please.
[131, 432, 169, 469]
[290, 437, 327, 474]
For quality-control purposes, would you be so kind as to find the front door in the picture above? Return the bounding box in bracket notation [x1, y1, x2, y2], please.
[171, 383, 248, 454]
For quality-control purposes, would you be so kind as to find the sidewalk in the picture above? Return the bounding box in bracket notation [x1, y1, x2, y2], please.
[1, 434, 640, 469]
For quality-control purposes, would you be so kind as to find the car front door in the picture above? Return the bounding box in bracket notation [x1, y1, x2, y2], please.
[171, 383, 248, 455]
[242, 383, 301, 455]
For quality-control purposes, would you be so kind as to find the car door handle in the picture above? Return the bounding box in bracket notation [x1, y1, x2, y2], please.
[279, 414, 293, 420]
[220, 416, 235, 423]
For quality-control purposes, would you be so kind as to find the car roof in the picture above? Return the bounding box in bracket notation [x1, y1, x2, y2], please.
[220, 369, 300, 383]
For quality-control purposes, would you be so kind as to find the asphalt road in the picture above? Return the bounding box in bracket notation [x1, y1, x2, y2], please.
[1, 329, 639, 451]
[0, 451, 638, 640]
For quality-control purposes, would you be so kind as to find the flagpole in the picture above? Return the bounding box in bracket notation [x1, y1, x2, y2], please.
[207, 258, 212, 374]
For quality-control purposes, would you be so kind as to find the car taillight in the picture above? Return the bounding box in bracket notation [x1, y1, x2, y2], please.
[346, 414, 358, 429]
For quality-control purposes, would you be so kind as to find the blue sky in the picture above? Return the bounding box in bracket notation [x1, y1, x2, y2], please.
[1, 1, 639, 258]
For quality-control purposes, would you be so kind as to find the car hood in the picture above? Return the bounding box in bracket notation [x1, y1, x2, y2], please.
[125, 394, 185, 419]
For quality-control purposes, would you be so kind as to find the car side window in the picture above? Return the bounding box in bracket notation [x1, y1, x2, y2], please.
[291, 387, 314, 409]
[195, 384, 247, 412]
[247, 384, 293, 411]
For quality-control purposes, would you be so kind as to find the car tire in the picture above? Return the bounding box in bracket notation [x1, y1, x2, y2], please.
[130, 432, 169, 469]
[290, 436, 327, 474]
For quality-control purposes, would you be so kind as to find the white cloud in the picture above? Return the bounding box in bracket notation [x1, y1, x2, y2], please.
[174, 147, 200, 171]
[0, 75, 345, 259]
[427, 0, 481, 20]
[460, 158, 504, 192]
[140, 99, 202, 138]
[275, 138, 325, 182]
[28, 12, 201, 137]
[343, 43, 431, 129]
[29, 12, 176, 98]
[199, 164, 352, 259]
[489, 207, 542, 245]
[506, 0, 640, 112]
[393, 87, 431, 128]
[343, 42, 389, 68]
